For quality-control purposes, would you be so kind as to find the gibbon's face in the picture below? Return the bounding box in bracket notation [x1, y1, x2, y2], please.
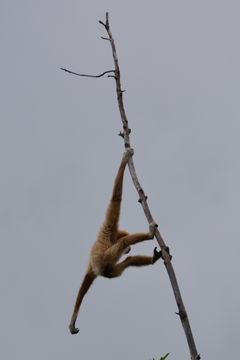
[124, 246, 131, 254]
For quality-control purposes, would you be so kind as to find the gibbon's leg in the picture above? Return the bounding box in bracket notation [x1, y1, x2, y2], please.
[103, 148, 134, 234]
[69, 267, 97, 335]
[117, 230, 129, 239]
[117, 230, 131, 253]
[118, 221, 158, 248]
[103, 222, 158, 265]
[103, 248, 162, 278]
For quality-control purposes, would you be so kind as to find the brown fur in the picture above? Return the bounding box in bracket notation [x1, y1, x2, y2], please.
[69, 149, 161, 334]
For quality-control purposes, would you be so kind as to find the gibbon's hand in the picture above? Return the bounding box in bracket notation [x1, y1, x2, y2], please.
[69, 322, 79, 335]
[149, 221, 158, 238]
[152, 247, 162, 263]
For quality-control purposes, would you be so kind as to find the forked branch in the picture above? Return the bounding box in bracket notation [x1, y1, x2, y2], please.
[61, 12, 200, 360]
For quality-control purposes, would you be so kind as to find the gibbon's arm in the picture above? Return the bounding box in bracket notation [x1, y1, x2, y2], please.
[69, 268, 97, 334]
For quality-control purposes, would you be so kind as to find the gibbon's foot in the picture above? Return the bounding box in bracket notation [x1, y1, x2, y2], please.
[149, 221, 158, 238]
[69, 323, 79, 335]
[123, 148, 134, 162]
[152, 247, 162, 263]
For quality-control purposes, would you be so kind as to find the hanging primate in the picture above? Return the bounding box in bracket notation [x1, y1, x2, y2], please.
[69, 148, 162, 334]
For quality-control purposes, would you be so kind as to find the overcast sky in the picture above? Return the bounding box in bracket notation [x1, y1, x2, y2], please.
[1, 1, 240, 359]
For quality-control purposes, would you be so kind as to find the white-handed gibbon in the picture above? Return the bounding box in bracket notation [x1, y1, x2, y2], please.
[69, 148, 162, 334]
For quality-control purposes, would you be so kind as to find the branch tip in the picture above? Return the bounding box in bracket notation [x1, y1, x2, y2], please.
[99, 20, 106, 28]
[105, 12, 109, 30]
[99, 13, 109, 30]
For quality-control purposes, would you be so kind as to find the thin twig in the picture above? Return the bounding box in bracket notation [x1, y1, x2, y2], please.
[100, 12, 200, 360]
[60, 68, 115, 78]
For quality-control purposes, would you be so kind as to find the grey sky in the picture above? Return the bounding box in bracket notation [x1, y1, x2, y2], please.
[1, 1, 240, 359]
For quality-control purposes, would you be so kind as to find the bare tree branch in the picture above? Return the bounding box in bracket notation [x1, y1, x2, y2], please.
[60, 68, 115, 78]
[61, 12, 201, 360]
[99, 12, 201, 360]
[101, 36, 110, 41]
